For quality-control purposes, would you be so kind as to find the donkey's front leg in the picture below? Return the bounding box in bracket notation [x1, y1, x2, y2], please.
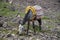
[32, 21, 36, 35]
[27, 21, 30, 35]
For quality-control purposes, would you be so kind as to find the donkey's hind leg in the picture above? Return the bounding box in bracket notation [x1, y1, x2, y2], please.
[37, 18, 42, 31]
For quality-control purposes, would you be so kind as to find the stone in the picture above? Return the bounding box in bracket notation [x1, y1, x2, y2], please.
[11, 34, 15, 37]
[3, 22, 8, 28]
[12, 28, 17, 30]
[6, 33, 12, 38]
[7, 37, 14, 40]
[0, 23, 3, 27]
[0, 33, 5, 38]
[11, 15, 21, 23]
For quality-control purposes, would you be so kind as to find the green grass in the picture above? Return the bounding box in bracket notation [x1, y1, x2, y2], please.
[0, 1, 26, 19]
[0, 2, 19, 17]
[19, 12, 25, 18]
[1, 29, 9, 34]
[11, 30, 18, 35]
[42, 16, 50, 20]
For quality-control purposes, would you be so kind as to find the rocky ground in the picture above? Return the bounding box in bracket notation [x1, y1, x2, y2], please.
[0, 15, 60, 40]
[0, 27, 60, 40]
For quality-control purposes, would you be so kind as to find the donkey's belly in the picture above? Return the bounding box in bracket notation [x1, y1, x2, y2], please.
[36, 15, 41, 19]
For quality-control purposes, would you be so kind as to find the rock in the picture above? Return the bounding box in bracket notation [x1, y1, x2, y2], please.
[41, 37, 46, 40]
[6, 33, 13, 38]
[47, 37, 51, 40]
[0, 21, 3, 27]
[40, 33, 44, 36]
[34, 21, 39, 26]
[7, 37, 14, 40]
[12, 28, 17, 30]
[0, 16, 3, 21]
[13, 35, 19, 40]
[11, 15, 21, 23]
[29, 30, 33, 33]
[3, 22, 8, 28]
[0, 23, 3, 27]
[0, 16, 8, 27]
[0, 33, 5, 38]
[11, 34, 15, 37]
[36, 39, 40, 40]
[6, 26, 13, 30]
[20, 38, 25, 40]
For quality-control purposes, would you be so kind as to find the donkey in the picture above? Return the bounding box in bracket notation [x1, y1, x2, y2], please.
[19, 5, 43, 35]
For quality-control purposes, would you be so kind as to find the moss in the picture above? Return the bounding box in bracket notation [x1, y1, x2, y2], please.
[42, 16, 50, 20]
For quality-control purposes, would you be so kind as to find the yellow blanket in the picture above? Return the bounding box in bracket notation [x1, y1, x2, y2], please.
[25, 6, 36, 15]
